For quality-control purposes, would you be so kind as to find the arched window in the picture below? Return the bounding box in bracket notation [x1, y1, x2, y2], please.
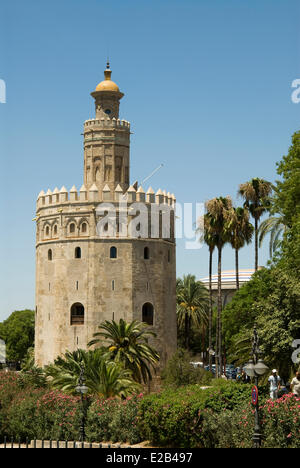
[53, 225, 58, 236]
[70, 303, 84, 325]
[70, 223, 76, 234]
[48, 249, 52, 261]
[75, 247, 81, 259]
[144, 247, 150, 260]
[45, 226, 50, 237]
[110, 246, 117, 259]
[142, 303, 154, 326]
[81, 222, 87, 234]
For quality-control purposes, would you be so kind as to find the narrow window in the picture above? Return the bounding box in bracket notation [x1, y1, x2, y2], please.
[48, 249, 52, 261]
[81, 223, 87, 234]
[142, 303, 154, 326]
[112, 280, 115, 291]
[110, 246, 117, 259]
[53, 225, 58, 236]
[75, 247, 81, 259]
[76, 281, 79, 290]
[45, 226, 50, 237]
[144, 247, 150, 260]
[70, 223, 76, 234]
[71, 303, 84, 325]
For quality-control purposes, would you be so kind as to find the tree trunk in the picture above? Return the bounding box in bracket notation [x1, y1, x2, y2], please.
[255, 217, 258, 272]
[217, 244, 222, 378]
[185, 312, 189, 350]
[235, 248, 239, 290]
[209, 248, 213, 372]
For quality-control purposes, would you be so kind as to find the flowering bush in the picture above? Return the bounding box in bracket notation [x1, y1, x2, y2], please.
[261, 394, 300, 448]
[196, 394, 300, 448]
[138, 381, 255, 447]
[1, 371, 299, 447]
[86, 394, 143, 444]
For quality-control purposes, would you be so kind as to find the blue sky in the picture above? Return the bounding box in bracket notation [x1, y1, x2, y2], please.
[0, 0, 299, 321]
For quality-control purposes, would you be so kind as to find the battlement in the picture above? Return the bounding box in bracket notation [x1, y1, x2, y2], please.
[36, 184, 176, 211]
[84, 118, 130, 131]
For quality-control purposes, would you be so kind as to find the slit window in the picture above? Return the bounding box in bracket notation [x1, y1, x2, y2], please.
[48, 249, 53, 261]
[75, 247, 81, 259]
[144, 247, 150, 260]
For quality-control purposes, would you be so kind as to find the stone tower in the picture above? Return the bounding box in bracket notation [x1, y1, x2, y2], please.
[35, 64, 177, 368]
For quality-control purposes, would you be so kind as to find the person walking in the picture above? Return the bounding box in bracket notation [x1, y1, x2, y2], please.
[290, 371, 300, 398]
[268, 369, 281, 400]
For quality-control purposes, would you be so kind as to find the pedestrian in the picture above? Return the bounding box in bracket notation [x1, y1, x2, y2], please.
[268, 369, 281, 400]
[290, 370, 300, 398]
[241, 369, 250, 384]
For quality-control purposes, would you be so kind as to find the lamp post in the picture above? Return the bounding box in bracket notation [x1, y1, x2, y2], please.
[75, 364, 88, 443]
[244, 325, 269, 448]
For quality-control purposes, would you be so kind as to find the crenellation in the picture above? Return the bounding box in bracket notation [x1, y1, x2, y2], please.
[84, 118, 130, 130]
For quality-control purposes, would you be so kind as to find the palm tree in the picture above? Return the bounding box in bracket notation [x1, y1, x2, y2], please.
[239, 178, 273, 271]
[45, 349, 140, 398]
[205, 196, 232, 377]
[88, 319, 159, 384]
[197, 215, 218, 371]
[258, 214, 287, 258]
[226, 207, 254, 290]
[176, 274, 209, 351]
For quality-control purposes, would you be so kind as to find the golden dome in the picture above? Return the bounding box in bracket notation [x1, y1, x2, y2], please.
[95, 63, 120, 93]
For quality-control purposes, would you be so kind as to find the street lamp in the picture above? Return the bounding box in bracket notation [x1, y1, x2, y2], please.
[244, 325, 269, 448]
[76, 364, 88, 443]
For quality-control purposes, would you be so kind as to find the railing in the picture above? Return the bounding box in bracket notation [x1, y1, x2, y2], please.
[0, 437, 126, 449]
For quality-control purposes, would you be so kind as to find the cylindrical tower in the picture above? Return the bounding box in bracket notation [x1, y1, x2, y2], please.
[35, 65, 177, 368]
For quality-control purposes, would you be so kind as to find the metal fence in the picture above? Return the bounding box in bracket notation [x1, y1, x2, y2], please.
[0, 437, 126, 449]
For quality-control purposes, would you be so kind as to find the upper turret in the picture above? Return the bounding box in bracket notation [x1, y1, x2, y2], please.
[91, 62, 124, 120]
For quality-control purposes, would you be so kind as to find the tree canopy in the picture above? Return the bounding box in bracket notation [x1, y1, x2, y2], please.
[0, 310, 35, 362]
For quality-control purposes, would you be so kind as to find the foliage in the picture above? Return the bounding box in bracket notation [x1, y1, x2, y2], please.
[258, 215, 287, 258]
[201, 393, 300, 448]
[46, 349, 140, 398]
[138, 381, 255, 447]
[176, 275, 208, 350]
[223, 267, 300, 381]
[88, 319, 159, 384]
[86, 394, 143, 445]
[0, 310, 35, 362]
[273, 130, 300, 227]
[0, 371, 142, 444]
[161, 349, 213, 388]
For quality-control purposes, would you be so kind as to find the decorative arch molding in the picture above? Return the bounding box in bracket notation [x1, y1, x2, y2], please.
[65, 218, 79, 237]
[79, 218, 90, 236]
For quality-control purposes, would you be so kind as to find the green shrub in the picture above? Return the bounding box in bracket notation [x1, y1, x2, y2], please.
[109, 394, 143, 445]
[86, 394, 143, 444]
[138, 381, 260, 447]
[161, 349, 213, 388]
